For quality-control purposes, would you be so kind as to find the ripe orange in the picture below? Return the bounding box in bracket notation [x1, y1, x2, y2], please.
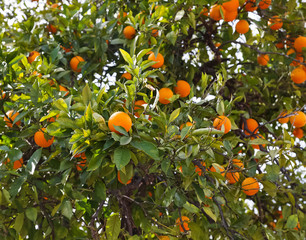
[76, 160, 86, 171]
[123, 26, 136, 39]
[48, 114, 59, 123]
[4, 110, 21, 128]
[222, 0, 239, 12]
[251, 134, 266, 150]
[209, 5, 223, 21]
[291, 67, 306, 84]
[151, 29, 158, 37]
[257, 54, 269, 66]
[148, 52, 164, 68]
[242, 177, 260, 196]
[294, 222, 301, 231]
[176, 216, 190, 232]
[294, 36, 306, 53]
[268, 16, 283, 30]
[180, 122, 193, 131]
[244, 0, 257, 12]
[34, 128, 54, 148]
[134, 100, 146, 118]
[210, 165, 225, 177]
[232, 159, 244, 170]
[118, 171, 132, 185]
[269, 222, 276, 230]
[275, 42, 284, 49]
[27, 51, 40, 64]
[0, 90, 6, 99]
[293, 128, 303, 139]
[200, 7, 209, 16]
[278, 110, 290, 124]
[60, 45, 72, 53]
[108, 111, 132, 134]
[213, 115, 231, 134]
[70, 56, 85, 72]
[32, 71, 42, 77]
[242, 118, 259, 136]
[158, 88, 173, 104]
[148, 191, 153, 197]
[121, 72, 132, 80]
[6, 157, 24, 170]
[59, 85, 69, 96]
[289, 111, 306, 128]
[226, 171, 240, 184]
[47, 24, 57, 33]
[290, 55, 304, 67]
[75, 152, 86, 160]
[223, 10, 238, 22]
[258, 0, 271, 9]
[235, 20, 249, 34]
[174, 80, 191, 98]
[195, 161, 206, 176]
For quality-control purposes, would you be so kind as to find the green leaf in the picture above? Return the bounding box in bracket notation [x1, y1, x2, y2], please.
[262, 181, 277, 197]
[8, 149, 23, 162]
[192, 128, 224, 136]
[94, 181, 106, 201]
[166, 31, 177, 46]
[136, 48, 152, 63]
[9, 175, 27, 198]
[25, 207, 37, 222]
[14, 213, 24, 233]
[203, 206, 217, 222]
[87, 153, 105, 171]
[266, 164, 280, 182]
[26, 148, 42, 174]
[53, 98, 68, 113]
[61, 200, 73, 219]
[119, 49, 133, 66]
[175, 10, 185, 21]
[169, 108, 180, 123]
[114, 147, 131, 170]
[82, 83, 92, 106]
[285, 215, 298, 229]
[130, 140, 160, 160]
[183, 202, 199, 213]
[106, 213, 121, 240]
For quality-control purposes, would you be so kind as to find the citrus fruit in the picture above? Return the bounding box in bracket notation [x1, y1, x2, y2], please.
[75, 152, 86, 160]
[118, 171, 132, 185]
[236, 20, 249, 34]
[294, 36, 306, 53]
[195, 161, 206, 176]
[70, 56, 85, 72]
[291, 67, 306, 84]
[209, 5, 223, 21]
[223, 10, 238, 22]
[278, 110, 290, 124]
[158, 88, 173, 104]
[268, 16, 283, 30]
[180, 122, 193, 131]
[121, 72, 132, 80]
[148, 52, 164, 68]
[47, 24, 57, 33]
[258, 0, 271, 9]
[34, 128, 54, 148]
[6, 157, 24, 170]
[174, 80, 191, 98]
[242, 118, 259, 136]
[293, 128, 303, 139]
[4, 110, 21, 128]
[76, 160, 86, 171]
[59, 85, 69, 96]
[289, 111, 306, 128]
[108, 111, 132, 134]
[275, 42, 284, 49]
[232, 159, 244, 170]
[251, 134, 266, 150]
[210, 165, 225, 177]
[176, 216, 190, 232]
[257, 54, 269, 66]
[226, 171, 240, 184]
[200, 7, 209, 16]
[222, 0, 239, 12]
[27, 51, 40, 64]
[242, 177, 260, 196]
[213, 115, 231, 134]
[151, 29, 158, 37]
[134, 100, 146, 118]
[245, 0, 257, 12]
[123, 26, 136, 39]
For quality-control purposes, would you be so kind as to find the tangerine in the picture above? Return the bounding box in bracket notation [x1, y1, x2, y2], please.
[148, 52, 164, 68]
[226, 171, 240, 184]
[200, 7, 209, 16]
[34, 128, 54, 148]
[209, 5, 223, 21]
[59, 85, 69, 96]
[258, 0, 271, 9]
[158, 88, 173, 104]
[291, 67, 306, 84]
[76, 160, 86, 171]
[223, 10, 238, 22]
[293, 128, 303, 139]
[213, 115, 231, 134]
[210, 165, 225, 177]
[251, 134, 266, 150]
[242, 118, 259, 136]
[232, 159, 244, 170]
[278, 110, 290, 124]
[134, 100, 146, 118]
[289, 111, 306, 128]
[27, 51, 40, 64]
[195, 161, 206, 176]
[294, 36, 306, 53]
[4, 110, 21, 128]
[174, 80, 191, 98]
[108, 111, 132, 134]
[175, 216, 190, 232]
[180, 122, 193, 131]
[257, 54, 269, 66]
[222, 0, 239, 12]
[245, 0, 257, 12]
[235, 20, 249, 34]
[242, 177, 260, 196]
[6, 157, 24, 170]
[268, 16, 283, 30]
[70, 56, 85, 72]
[123, 26, 136, 39]
[121, 72, 132, 80]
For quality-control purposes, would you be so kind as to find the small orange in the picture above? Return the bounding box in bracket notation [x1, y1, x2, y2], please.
[251, 134, 266, 150]
[213, 115, 231, 134]
[48, 114, 59, 123]
[148, 191, 153, 197]
[294, 222, 301, 231]
[278, 110, 290, 124]
[151, 29, 158, 37]
[28, 51, 40, 64]
[275, 42, 284, 49]
[268, 16, 283, 30]
[176, 216, 190, 232]
[47, 24, 57, 33]
[121, 72, 132, 80]
[232, 159, 244, 170]
[34, 128, 54, 148]
[210, 165, 225, 177]
[174, 80, 191, 98]
[59, 85, 69, 96]
[291, 67, 306, 84]
[294, 36, 306, 53]
[158, 88, 173, 104]
[0, 91, 6, 99]
[244, 0, 257, 12]
[60, 45, 72, 53]
[108, 111, 132, 134]
[4, 110, 21, 128]
[134, 100, 146, 118]
[123, 26, 136, 39]
[32, 71, 42, 77]
[148, 52, 164, 68]
[6, 158, 24, 170]
[209, 5, 223, 21]
[226, 171, 240, 184]
[222, 0, 239, 12]
[235, 20, 249, 34]
[257, 54, 269, 66]
[289, 111, 306, 128]
[269, 222, 276, 230]
[195, 161, 206, 176]
[200, 7, 209, 16]
[76, 160, 86, 171]
[180, 122, 193, 131]
[242, 177, 260, 196]
[258, 0, 271, 9]
[50, 3, 61, 9]
[293, 128, 303, 139]
[70, 56, 85, 72]
[118, 171, 132, 185]
[75, 152, 87, 160]
[223, 10, 238, 22]
[242, 118, 259, 136]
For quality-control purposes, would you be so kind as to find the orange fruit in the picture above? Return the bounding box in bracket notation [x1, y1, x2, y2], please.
[210, 165, 225, 177]
[289, 111, 306, 128]
[290, 55, 304, 67]
[75, 152, 86, 160]
[209, 5, 224, 21]
[34, 128, 54, 148]
[213, 115, 231, 134]
[50, 3, 60, 9]
[223, 10, 238, 22]
[76, 160, 86, 171]
[32, 71, 42, 77]
[151, 29, 158, 37]
[117, 12, 127, 19]
[108, 111, 132, 134]
[278, 110, 290, 124]
[6, 157, 24, 170]
[244, 0, 257, 12]
[269, 222, 276, 230]
[268, 16, 283, 30]
[257, 54, 269, 66]
[176, 216, 190, 232]
[118, 171, 132, 185]
[291, 67, 306, 84]
[4, 110, 21, 128]
[258, 0, 271, 9]
[232, 159, 244, 170]
[123, 26, 136, 39]
[121, 72, 132, 80]
[242, 177, 260, 196]
[275, 42, 284, 49]
[47, 24, 57, 33]
[200, 7, 209, 16]
[195, 161, 206, 176]
[294, 222, 300, 231]
[235, 20, 249, 34]
[251, 134, 266, 150]
[222, 0, 239, 12]
[293, 128, 303, 139]
[0, 90, 6, 99]
[226, 171, 240, 184]
[275, 210, 283, 219]
[174, 80, 191, 98]
[180, 122, 193, 131]
[59, 85, 69, 96]
[148, 52, 164, 68]
[158, 88, 173, 104]
[70, 56, 85, 72]
[242, 118, 259, 136]
[27, 51, 40, 64]
[134, 100, 146, 118]
[294, 36, 306, 53]
[48, 114, 59, 123]
[60, 45, 72, 53]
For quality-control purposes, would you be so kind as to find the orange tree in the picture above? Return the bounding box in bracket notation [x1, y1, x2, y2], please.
[0, 0, 305, 239]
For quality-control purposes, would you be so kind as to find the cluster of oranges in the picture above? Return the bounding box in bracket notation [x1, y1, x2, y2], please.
[278, 110, 306, 139]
